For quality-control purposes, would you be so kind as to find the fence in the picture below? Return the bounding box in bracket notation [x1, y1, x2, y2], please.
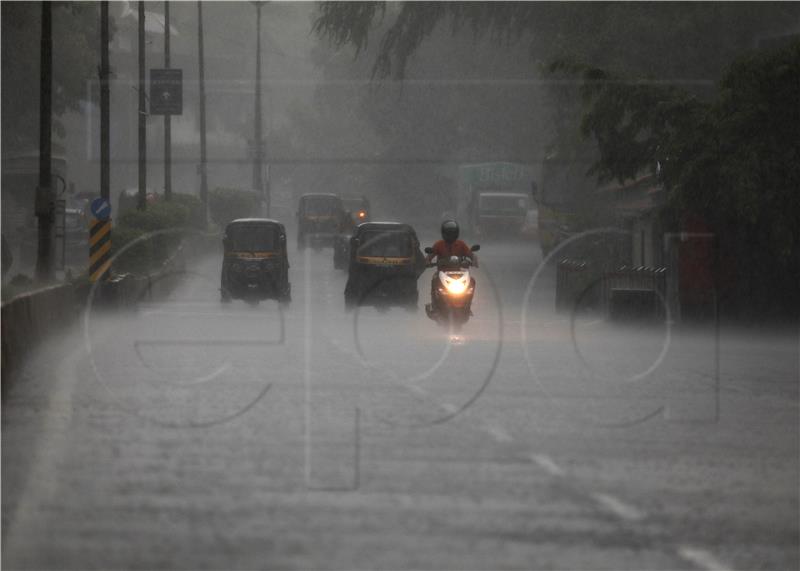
[556, 259, 668, 320]
[555, 258, 599, 313]
[602, 266, 667, 320]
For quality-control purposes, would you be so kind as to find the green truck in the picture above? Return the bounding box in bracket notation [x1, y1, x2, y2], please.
[456, 162, 536, 237]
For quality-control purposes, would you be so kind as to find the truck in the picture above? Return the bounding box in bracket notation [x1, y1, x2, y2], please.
[456, 162, 536, 237]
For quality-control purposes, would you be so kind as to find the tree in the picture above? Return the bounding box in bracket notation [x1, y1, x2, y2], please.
[314, 2, 800, 81]
[575, 41, 800, 317]
[1, 2, 108, 154]
[308, 2, 799, 224]
[280, 13, 549, 224]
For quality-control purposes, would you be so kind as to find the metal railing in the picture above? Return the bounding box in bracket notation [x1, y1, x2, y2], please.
[602, 265, 668, 319]
[556, 258, 668, 319]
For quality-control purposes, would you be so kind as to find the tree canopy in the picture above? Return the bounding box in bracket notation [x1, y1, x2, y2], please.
[314, 2, 800, 80]
[1, 2, 106, 153]
[570, 40, 800, 315]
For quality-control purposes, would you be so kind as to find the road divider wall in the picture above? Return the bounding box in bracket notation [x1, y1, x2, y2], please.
[1, 233, 216, 390]
[1, 284, 76, 389]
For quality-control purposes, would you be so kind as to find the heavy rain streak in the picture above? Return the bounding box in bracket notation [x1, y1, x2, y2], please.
[2, 2, 799, 570]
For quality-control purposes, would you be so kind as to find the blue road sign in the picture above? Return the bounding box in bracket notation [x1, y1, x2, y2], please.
[91, 197, 111, 221]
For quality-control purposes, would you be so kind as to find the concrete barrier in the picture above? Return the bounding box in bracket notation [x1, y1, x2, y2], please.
[1, 284, 77, 389]
[1, 236, 201, 389]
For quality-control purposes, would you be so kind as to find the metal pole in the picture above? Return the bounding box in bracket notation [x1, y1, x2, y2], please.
[35, 0, 53, 281]
[100, 1, 110, 203]
[197, 1, 208, 224]
[137, 0, 147, 211]
[163, 0, 172, 201]
[253, 2, 263, 201]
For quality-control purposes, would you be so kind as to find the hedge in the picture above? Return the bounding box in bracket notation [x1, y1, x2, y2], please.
[111, 193, 205, 274]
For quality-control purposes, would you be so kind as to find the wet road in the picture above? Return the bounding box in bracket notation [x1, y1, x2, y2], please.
[3, 236, 798, 570]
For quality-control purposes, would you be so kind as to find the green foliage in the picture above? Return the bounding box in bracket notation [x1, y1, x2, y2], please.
[118, 201, 189, 232]
[208, 188, 261, 228]
[169, 193, 207, 230]
[308, 2, 799, 228]
[1, 2, 111, 151]
[313, 2, 385, 58]
[313, 2, 800, 80]
[576, 40, 800, 317]
[109, 225, 152, 275]
[111, 197, 201, 275]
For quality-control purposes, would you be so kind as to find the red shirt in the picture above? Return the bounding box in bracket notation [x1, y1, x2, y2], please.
[430, 239, 472, 260]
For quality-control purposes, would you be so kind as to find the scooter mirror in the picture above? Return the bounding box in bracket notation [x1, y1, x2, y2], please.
[424, 247, 433, 254]
[471, 244, 481, 252]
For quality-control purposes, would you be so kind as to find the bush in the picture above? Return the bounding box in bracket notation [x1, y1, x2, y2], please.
[170, 193, 207, 229]
[208, 188, 262, 228]
[111, 199, 198, 275]
[110, 224, 152, 274]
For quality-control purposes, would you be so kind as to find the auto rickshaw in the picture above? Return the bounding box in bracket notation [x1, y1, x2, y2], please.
[220, 218, 291, 304]
[344, 222, 425, 309]
[296, 193, 344, 250]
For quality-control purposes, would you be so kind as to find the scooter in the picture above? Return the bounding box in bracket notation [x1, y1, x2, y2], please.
[424, 244, 480, 327]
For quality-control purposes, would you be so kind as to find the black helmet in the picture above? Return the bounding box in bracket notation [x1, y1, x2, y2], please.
[441, 219, 459, 243]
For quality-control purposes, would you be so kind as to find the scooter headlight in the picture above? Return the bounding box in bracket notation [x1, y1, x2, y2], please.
[441, 272, 469, 295]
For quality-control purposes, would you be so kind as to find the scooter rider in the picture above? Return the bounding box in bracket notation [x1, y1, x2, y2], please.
[426, 220, 477, 315]
[425, 219, 477, 267]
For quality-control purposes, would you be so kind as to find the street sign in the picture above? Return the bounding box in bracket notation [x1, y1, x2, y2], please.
[459, 162, 533, 186]
[150, 68, 183, 115]
[90, 197, 111, 221]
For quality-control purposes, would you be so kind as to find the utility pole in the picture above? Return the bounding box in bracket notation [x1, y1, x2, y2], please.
[163, 0, 172, 201]
[137, 0, 147, 211]
[251, 1, 268, 216]
[100, 1, 110, 204]
[197, 1, 208, 223]
[35, 0, 53, 281]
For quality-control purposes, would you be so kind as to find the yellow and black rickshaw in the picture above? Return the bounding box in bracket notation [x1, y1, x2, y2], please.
[344, 222, 425, 309]
[221, 218, 290, 304]
[296, 193, 344, 250]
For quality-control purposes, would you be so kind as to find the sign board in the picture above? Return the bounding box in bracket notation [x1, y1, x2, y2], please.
[458, 162, 534, 188]
[150, 68, 183, 115]
[90, 197, 111, 221]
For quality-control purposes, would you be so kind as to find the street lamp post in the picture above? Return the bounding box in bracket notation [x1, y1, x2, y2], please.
[251, 1, 268, 216]
[164, 0, 172, 201]
[197, 1, 208, 224]
[35, 0, 53, 281]
[100, 1, 110, 205]
[137, 0, 147, 211]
